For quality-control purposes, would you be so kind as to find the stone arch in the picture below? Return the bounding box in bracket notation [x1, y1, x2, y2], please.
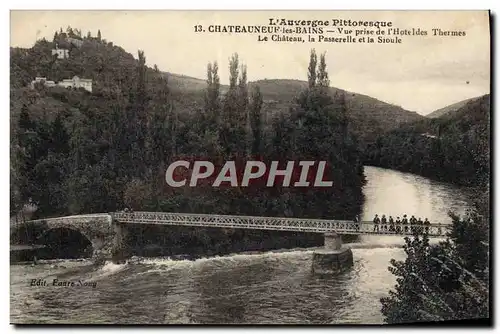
[43, 218, 115, 259]
[12, 215, 115, 259]
[37, 226, 94, 259]
[12, 214, 122, 261]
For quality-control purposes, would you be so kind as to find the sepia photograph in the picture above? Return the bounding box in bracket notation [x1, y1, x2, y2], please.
[9, 10, 491, 325]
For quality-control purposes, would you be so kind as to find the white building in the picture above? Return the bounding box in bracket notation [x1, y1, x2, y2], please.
[30, 77, 56, 89]
[58, 76, 93, 92]
[66, 37, 84, 48]
[421, 133, 438, 139]
[51, 48, 69, 59]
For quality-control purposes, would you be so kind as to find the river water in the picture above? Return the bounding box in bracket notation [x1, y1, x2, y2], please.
[10, 166, 473, 324]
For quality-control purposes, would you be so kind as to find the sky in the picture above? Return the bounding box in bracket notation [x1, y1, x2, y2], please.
[10, 10, 490, 114]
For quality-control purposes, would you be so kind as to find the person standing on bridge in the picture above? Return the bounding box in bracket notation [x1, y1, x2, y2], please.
[395, 216, 402, 234]
[388, 216, 395, 233]
[417, 217, 424, 234]
[353, 214, 360, 231]
[424, 218, 431, 234]
[409, 215, 417, 233]
[381, 214, 388, 232]
[402, 215, 409, 234]
[373, 214, 380, 232]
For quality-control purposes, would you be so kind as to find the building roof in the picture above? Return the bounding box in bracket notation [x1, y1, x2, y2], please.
[61, 76, 92, 83]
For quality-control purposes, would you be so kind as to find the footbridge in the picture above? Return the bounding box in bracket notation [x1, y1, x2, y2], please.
[13, 211, 448, 261]
[111, 211, 447, 236]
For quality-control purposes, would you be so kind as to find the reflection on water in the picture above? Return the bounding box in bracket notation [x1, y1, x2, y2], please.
[362, 166, 471, 223]
[10, 166, 473, 324]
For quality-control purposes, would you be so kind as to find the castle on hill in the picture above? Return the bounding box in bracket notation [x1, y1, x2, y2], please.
[51, 37, 83, 59]
[51, 47, 69, 59]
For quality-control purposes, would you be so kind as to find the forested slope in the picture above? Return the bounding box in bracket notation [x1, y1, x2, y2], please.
[365, 94, 490, 187]
[11, 28, 366, 224]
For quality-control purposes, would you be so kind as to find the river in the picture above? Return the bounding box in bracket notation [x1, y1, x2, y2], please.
[10, 166, 473, 324]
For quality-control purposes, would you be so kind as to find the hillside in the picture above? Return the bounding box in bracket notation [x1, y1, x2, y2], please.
[160, 76, 424, 144]
[426, 96, 482, 119]
[10, 28, 367, 223]
[365, 94, 490, 186]
[250, 79, 424, 138]
[10, 30, 422, 148]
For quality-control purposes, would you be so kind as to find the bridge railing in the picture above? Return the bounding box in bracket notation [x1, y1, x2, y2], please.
[111, 211, 449, 236]
[25, 213, 111, 225]
[21, 211, 449, 237]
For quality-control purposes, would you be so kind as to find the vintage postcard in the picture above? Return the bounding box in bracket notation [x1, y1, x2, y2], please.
[10, 10, 490, 325]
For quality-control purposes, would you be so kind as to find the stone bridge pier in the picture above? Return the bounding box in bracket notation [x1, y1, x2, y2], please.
[82, 215, 131, 263]
[109, 220, 130, 263]
[311, 232, 353, 275]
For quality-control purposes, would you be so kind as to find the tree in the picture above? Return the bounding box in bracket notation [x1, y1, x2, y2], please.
[10, 165, 21, 218]
[204, 61, 221, 130]
[123, 178, 153, 210]
[307, 49, 317, 88]
[97, 29, 102, 41]
[448, 189, 489, 280]
[254, 48, 364, 219]
[270, 112, 294, 160]
[147, 74, 172, 167]
[126, 49, 148, 176]
[317, 52, 330, 88]
[228, 53, 239, 89]
[167, 104, 178, 158]
[11, 105, 35, 218]
[16, 104, 37, 205]
[203, 61, 222, 157]
[50, 113, 70, 155]
[220, 53, 247, 157]
[19, 104, 34, 131]
[238, 63, 248, 123]
[365, 95, 490, 187]
[381, 197, 490, 323]
[249, 85, 263, 156]
[238, 64, 250, 155]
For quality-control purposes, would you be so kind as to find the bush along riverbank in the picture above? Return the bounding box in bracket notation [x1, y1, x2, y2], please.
[381, 188, 490, 324]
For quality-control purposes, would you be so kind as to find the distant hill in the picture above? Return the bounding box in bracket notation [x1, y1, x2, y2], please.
[365, 94, 490, 186]
[161, 76, 424, 145]
[250, 79, 424, 144]
[426, 96, 482, 119]
[165, 73, 207, 92]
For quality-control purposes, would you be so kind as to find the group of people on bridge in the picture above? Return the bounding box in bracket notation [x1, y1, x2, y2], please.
[355, 214, 438, 234]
